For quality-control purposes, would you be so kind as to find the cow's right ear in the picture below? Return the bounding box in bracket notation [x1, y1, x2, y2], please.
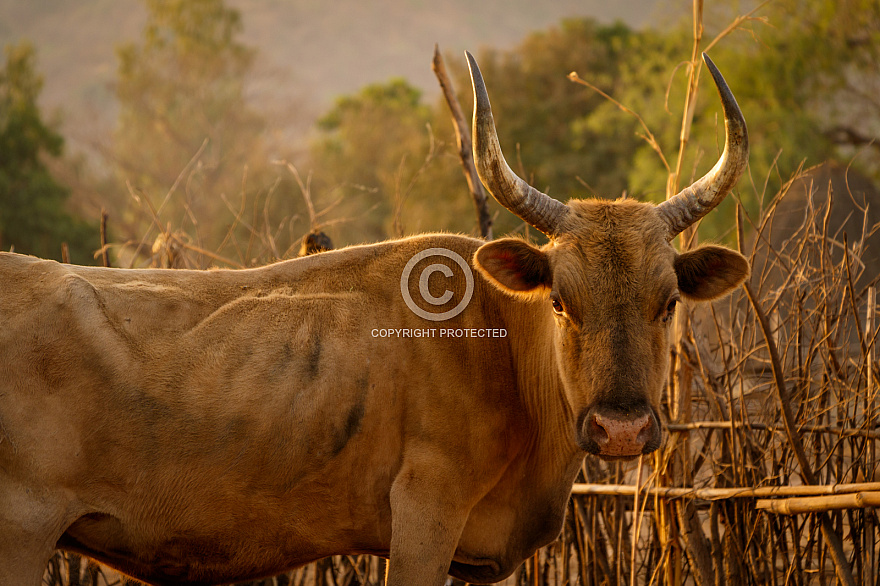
[475, 238, 552, 296]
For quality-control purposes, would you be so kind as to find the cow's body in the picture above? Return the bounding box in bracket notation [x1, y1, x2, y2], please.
[1, 52, 750, 586]
[0, 233, 584, 585]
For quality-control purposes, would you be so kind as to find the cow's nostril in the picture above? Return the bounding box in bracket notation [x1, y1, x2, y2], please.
[587, 416, 610, 446]
[636, 416, 655, 444]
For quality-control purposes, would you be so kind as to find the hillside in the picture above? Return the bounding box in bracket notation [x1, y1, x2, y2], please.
[0, 0, 666, 155]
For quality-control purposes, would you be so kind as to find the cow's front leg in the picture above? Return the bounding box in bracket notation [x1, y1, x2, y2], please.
[385, 455, 473, 586]
[0, 483, 73, 586]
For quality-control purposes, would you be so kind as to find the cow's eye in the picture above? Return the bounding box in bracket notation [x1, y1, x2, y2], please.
[661, 298, 679, 323]
[550, 294, 565, 314]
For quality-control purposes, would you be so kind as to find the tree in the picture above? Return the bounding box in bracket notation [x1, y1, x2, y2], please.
[754, 0, 880, 175]
[452, 11, 852, 239]
[307, 22, 650, 244]
[306, 5, 879, 246]
[309, 78, 471, 244]
[470, 20, 642, 202]
[114, 0, 267, 250]
[0, 42, 95, 263]
[631, 0, 879, 235]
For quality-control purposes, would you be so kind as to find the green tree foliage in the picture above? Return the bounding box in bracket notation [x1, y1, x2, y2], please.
[461, 16, 838, 216]
[759, 0, 880, 174]
[650, 0, 879, 235]
[315, 79, 432, 220]
[309, 15, 842, 244]
[306, 22, 656, 245]
[437, 6, 875, 240]
[462, 20, 643, 202]
[309, 78, 472, 245]
[104, 0, 879, 253]
[575, 25, 839, 234]
[114, 0, 270, 251]
[0, 42, 95, 263]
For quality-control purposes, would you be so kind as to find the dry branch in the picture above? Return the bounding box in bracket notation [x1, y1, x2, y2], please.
[677, 499, 714, 586]
[128, 139, 209, 268]
[756, 491, 880, 515]
[667, 421, 880, 440]
[567, 71, 669, 174]
[741, 219, 856, 585]
[571, 481, 880, 500]
[100, 209, 111, 268]
[432, 45, 493, 240]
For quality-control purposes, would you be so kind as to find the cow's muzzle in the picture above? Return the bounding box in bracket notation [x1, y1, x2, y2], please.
[579, 404, 661, 460]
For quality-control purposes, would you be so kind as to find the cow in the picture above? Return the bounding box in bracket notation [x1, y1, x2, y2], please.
[0, 52, 749, 586]
[298, 230, 335, 257]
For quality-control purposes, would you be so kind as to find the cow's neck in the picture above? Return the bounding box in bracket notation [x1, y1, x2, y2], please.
[485, 299, 584, 557]
[504, 301, 581, 467]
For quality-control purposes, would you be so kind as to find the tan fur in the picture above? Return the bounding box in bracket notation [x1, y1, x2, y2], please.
[0, 199, 746, 586]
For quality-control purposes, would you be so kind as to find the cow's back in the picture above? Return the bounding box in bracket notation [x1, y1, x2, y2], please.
[0, 249, 396, 577]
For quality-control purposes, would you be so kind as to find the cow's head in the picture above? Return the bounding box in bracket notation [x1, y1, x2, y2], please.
[467, 52, 749, 460]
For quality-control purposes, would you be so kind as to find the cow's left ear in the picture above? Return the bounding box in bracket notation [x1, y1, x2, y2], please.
[475, 238, 552, 296]
[674, 245, 749, 301]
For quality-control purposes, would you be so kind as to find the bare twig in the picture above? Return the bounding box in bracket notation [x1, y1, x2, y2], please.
[739, 206, 857, 586]
[567, 71, 670, 174]
[432, 45, 493, 239]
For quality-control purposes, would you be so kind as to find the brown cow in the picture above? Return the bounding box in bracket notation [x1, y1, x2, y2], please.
[0, 52, 748, 586]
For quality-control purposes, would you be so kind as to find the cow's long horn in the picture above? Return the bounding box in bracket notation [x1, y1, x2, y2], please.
[656, 53, 749, 240]
[466, 51, 569, 237]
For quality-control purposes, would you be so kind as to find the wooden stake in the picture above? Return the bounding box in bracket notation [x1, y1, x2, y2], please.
[100, 208, 111, 267]
[756, 491, 880, 515]
[571, 481, 880, 500]
[666, 421, 880, 440]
